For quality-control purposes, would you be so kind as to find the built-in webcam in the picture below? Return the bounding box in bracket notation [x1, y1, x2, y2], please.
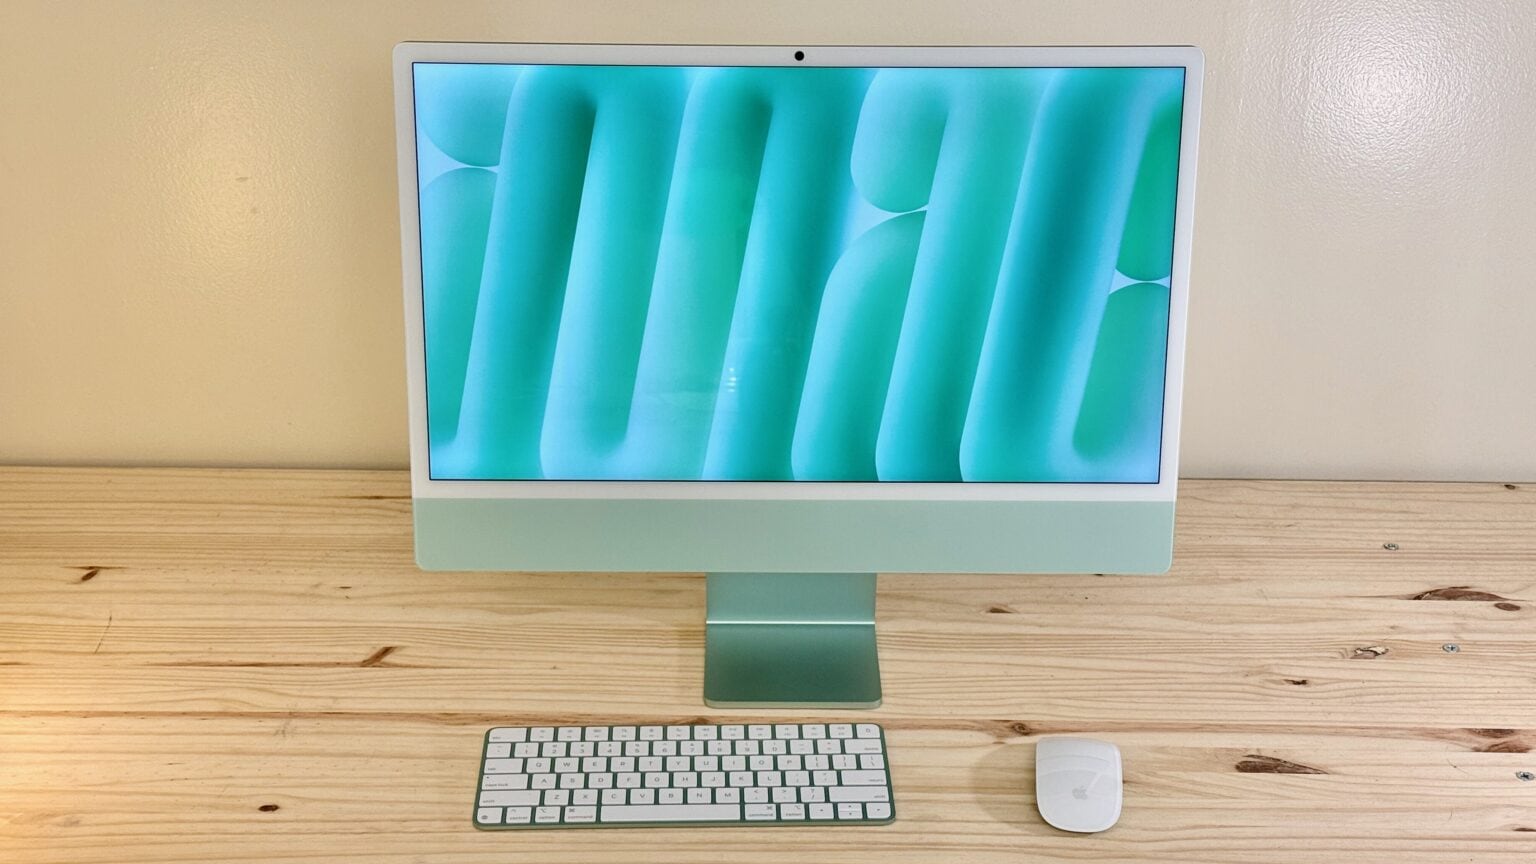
[794, 50, 805, 61]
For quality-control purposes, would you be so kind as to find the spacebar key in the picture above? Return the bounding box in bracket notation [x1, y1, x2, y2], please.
[600, 804, 742, 823]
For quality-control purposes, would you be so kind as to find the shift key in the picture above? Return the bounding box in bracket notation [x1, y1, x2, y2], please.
[828, 786, 890, 802]
[478, 790, 541, 807]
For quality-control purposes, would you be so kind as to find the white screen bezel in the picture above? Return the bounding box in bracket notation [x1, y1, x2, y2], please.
[394, 43, 1202, 503]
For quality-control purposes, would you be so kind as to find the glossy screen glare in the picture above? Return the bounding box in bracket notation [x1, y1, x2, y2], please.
[414, 64, 1184, 482]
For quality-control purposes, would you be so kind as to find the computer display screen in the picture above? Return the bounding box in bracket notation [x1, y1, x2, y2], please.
[413, 63, 1184, 483]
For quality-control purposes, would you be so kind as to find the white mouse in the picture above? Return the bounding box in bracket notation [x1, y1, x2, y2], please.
[1034, 736, 1122, 833]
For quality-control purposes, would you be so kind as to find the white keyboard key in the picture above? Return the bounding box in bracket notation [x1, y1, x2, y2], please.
[763, 740, 787, 755]
[667, 756, 691, 772]
[480, 790, 540, 808]
[611, 757, 635, 773]
[744, 803, 776, 820]
[583, 757, 607, 773]
[644, 773, 668, 788]
[654, 741, 677, 756]
[667, 725, 691, 740]
[859, 754, 885, 770]
[597, 742, 621, 757]
[570, 741, 594, 757]
[749, 755, 773, 772]
[735, 740, 760, 756]
[541, 741, 566, 758]
[840, 770, 888, 786]
[555, 773, 581, 789]
[658, 789, 683, 804]
[482, 774, 529, 791]
[837, 802, 864, 820]
[813, 770, 838, 786]
[832, 754, 856, 770]
[630, 788, 655, 805]
[777, 755, 802, 772]
[612, 726, 636, 741]
[723, 755, 746, 772]
[830, 724, 854, 739]
[816, 739, 841, 755]
[531, 774, 556, 789]
[529, 727, 555, 742]
[866, 802, 892, 820]
[555, 758, 580, 775]
[829, 786, 889, 803]
[564, 805, 597, 823]
[785, 770, 810, 787]
[680, 740, 704, 756]
[748, 725, 772, 740]
[694, 726, 717, 740]
[534, 806, 561, 823]
[588, 773, 613, 789]
[687, 787, 712, 804]
[557, 727, 582, 742]
[781, 803, 806, 820]
[701, 771, 725, 787]
[707, 740, 731, 756]
[772, 786, 797, 803]
[543, 789, 569, 806]
[695, 756, 719, 772]
[504, 806, 532, 824]
[640, 726, 663, 741]
[585, 727, 609, 741]
[806, 755, 829, 771]
[573, 789, 598, 806]
[486, 742, 512, 759]
[602, 789, 626, 806]
[489, 728, 527, 743]
[744, 787, 769, 803]
[716, 787, 740, 804]
[855, 724, 881, 739]
[617, 773, 640, 788]
[799, 786, 825, 803]
[483, 758, 524, 774]
[809, 803, 835, 819]
[513, 742, 538, 758]
[526, 758, 551, 774]
[722, 725, 745, 740]
[639, 757, 662, 772]
[803, 724, 826, 739]
[625, 741, 650, 757]
[774, 724, 800, 739]
[757, 771, 782, 787]
[602, 804, 741, 823]
[476, 807, 502, 824]
[729, 771, 754, 787]
[675, 772, 698, 788]
[790, 739, 814, 755]
[843, 739, 883, 755]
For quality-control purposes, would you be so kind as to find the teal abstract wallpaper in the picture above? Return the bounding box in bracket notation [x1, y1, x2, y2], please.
[414, 64, 1184, 482]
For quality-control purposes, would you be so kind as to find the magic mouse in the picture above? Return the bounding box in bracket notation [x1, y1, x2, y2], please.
[1034, 736, 1122, 833]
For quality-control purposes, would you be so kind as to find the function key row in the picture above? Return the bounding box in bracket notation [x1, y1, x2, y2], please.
[484, 736, 884, 761]
[489, 723, 882, 744]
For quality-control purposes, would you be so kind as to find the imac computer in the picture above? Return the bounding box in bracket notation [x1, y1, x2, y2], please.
[393, 43, 1202, 710]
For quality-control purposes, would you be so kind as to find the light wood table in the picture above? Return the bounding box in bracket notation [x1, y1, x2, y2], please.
[2, 467, 1534, 862]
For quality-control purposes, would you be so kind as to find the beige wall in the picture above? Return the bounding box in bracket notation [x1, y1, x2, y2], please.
[2, 1, 1533, 480]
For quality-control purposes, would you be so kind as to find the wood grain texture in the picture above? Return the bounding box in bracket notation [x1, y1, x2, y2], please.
[1, 467, 1534, 862]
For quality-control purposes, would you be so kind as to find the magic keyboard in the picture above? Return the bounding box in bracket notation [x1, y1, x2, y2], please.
[473, 722, 895, 829]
